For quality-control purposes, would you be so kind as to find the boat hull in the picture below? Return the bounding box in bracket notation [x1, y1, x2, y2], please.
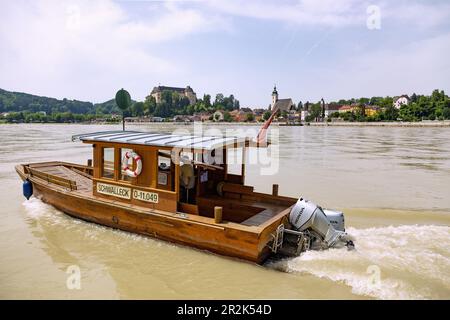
[16, 165, 274, 263]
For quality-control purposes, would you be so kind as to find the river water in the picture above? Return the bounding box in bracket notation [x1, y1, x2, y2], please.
[0, 123, 449, 299]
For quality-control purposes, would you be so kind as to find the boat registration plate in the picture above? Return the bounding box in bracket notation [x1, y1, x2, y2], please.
[133, 189, 159, 203]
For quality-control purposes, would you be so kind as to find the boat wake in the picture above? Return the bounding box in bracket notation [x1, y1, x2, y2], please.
[23, 198, 58, 219]
[23, 198, 450, 299]
[267, 225, 450, 299]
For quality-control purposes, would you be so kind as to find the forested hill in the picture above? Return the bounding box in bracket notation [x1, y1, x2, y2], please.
[92, 99, 125, 114]
[0, 88, 123, 114]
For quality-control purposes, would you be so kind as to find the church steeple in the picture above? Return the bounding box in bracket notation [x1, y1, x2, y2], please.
[271, 85, 278, 109]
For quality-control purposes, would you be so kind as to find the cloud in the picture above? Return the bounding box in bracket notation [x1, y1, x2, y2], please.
[205, 0, 450, 30]
[300, 32, 450, 101]
[345, 32, 450, 96]
[198, 0, 450, 103]
[0, 0, 226, 102]
[0, 0, 448, 106]
[379, 0, 450, 29]
[118, 3, 228, 43]
[206, 0, 368, 27]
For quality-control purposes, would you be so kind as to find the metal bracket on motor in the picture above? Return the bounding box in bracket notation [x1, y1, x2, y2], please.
[284, 228, 310, 255]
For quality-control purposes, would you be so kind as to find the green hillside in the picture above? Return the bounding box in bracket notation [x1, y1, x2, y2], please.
[0, 88, 134, 123]
[0, 88, 95, 114]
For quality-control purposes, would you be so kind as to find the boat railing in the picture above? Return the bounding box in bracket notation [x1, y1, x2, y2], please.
[27, 167, 78, 191]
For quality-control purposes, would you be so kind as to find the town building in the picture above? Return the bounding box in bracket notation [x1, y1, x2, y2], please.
[253, 108, 266, 115]
[190, 112, 211, 122]
[230, 109, 253, 122]
[338, 104, 380, 116]
[364, 106, 380, 116]
[150, 116, 164, 122]
[213, 110, 224, 122]
[252, 108, 266, 122]
[339, 104, 359, 113]
[270, 86, 296, 114]
[150, 85, 197, 105]
[324, 103, 341, 118]
[173, 115, 191, 122]
[393, 95, 410, 109]
[300, 102, 310, 121]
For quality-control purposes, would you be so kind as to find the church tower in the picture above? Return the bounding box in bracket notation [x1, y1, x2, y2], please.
[271, 85, 278, 110]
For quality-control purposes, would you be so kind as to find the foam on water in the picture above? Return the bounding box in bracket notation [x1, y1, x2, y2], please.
[268, 225, 450, 299]
[23, 198, 450, 299]
[23, 198, 58, 219]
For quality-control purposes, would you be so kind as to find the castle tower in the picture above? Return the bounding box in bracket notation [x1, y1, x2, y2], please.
[271, 85, 278, 110]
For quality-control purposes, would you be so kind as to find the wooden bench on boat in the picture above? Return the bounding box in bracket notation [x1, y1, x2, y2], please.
[27, 166, 78, 191]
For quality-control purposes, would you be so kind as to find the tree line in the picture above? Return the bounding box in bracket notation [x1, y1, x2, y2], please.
[1, 111, 121, 124]
[0, 88, 240, 123]
[1, 87, 449, 123]
[300, 90, 450, 122]
[0, 88, 126, 123]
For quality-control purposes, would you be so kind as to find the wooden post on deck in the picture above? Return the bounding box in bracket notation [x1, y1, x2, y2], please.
[87, 159, 92, 167]
[272, 184, 279, 196]
[175, 164, 180, 201]
[214, 206, 223, 224]
[241, 146, 246, 185]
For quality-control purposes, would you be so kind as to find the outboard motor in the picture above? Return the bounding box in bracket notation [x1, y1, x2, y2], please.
[323, 209, 345, 232]
[283, 198, 354, 253]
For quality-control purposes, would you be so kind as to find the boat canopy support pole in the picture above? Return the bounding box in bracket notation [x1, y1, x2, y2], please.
[241, 146, 246, 184]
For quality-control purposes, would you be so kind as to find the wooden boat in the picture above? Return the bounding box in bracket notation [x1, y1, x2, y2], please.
[16, 130, 303, 263]
[16, 102, 355, 263]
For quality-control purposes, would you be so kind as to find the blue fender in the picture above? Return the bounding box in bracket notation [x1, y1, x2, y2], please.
[23, 179, 33, 200]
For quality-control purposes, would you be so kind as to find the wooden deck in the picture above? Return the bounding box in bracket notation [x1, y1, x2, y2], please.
[197, 195, 287, 226]
[241, 205, 283, 226]
[28, 163, 92, 192]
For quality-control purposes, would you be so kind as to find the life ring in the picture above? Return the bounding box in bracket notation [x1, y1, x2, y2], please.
[122, 150, 142, 177]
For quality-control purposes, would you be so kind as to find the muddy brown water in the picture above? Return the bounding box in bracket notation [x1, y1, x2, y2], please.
[0, 123, 449, 299]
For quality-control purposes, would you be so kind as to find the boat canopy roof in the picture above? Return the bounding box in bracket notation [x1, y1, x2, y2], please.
[72, 130, 249, 151]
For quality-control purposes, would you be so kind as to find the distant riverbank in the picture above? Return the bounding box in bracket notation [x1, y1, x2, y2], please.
[137, 121, 450, 127]
[2, 120, 450, 127]
[307, 121, 450, 127]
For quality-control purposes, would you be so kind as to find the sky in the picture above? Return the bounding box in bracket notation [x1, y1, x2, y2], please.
[1, 0, 449, 108]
